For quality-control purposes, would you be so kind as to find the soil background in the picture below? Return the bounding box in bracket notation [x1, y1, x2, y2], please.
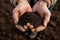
[0, 0, 60, 40]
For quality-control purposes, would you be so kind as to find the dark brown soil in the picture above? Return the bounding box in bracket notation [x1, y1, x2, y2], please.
[0, 0, 60, 40]
[18, 12, 42, 28]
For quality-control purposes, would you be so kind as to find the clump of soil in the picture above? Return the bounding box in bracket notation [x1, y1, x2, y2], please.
[18, 12, 42, 28]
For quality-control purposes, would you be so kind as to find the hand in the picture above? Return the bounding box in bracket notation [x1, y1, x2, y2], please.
[32, 1, 51, 32]
[13, 0, 32, 31]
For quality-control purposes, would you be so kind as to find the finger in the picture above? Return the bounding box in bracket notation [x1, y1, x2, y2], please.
[26, 23, 30, 27]
[36, 26, 42, 32]
[24, 25, 28, 30]
[36, 26, 46, 32]
[16, 25, 25, 32]
[13, 10, 19, 24]
[29, 25, 34, 29]
[31, 28, 36, 32]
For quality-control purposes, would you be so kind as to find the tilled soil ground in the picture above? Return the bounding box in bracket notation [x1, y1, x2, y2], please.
[0, 0, 60, 40]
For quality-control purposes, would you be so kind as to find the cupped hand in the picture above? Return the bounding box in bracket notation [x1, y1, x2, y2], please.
[13, 1, 32, 32]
